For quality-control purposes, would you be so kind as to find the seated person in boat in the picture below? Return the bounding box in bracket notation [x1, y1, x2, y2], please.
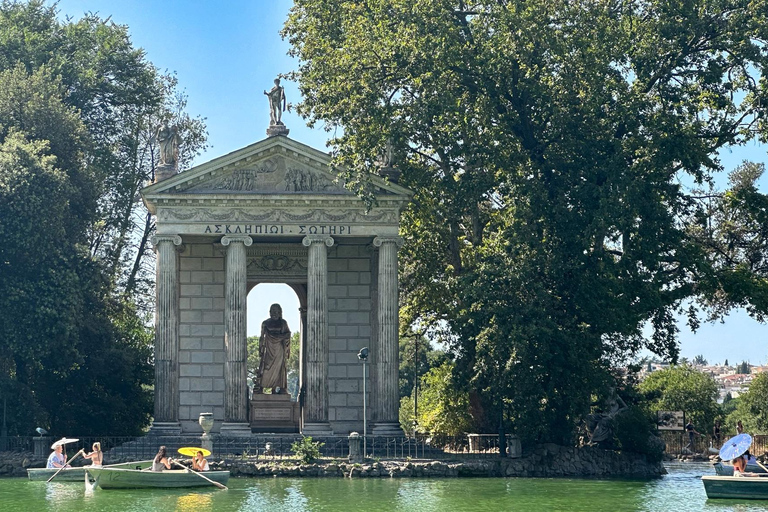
[733, 455, 758, 477]
[47, 445, 70, 469]
[192, 451, 210, 471]
[83, 442, 103, 467]
[152, 446, 173, 471]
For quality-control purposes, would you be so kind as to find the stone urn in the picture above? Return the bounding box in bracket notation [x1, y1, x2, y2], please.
[199, 412, 214, 435]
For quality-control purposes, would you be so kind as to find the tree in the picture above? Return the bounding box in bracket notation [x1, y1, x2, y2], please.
[402, 362, 472, 436]
[639, 366, 720, 434]
[284, 0, 768, 444]
[692, 355, 708, 366]
[727, 374, 768, 434]
[688, 162, 768, 323]
[398, 330, 446, 399]
[0, 1, 205, 435]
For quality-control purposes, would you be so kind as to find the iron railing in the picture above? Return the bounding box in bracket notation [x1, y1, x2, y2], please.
[659, 431, 768, 456]
[1, 433, 521, 462]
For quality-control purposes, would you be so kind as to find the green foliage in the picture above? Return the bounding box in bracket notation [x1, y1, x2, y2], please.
[291, 436, 324, 464]
[614, 406, 664, 462]
[688, 162, 768, 322]
[0, 1, 206, 436]
[692, 355, 707, 366]
[399, 394, 416, 436]
[398, 331, 446, 399]
[726, 374, 768, 434]
[639, 365, 720, 434]
[738, 362, 751, 374]
[403, 362, 472, 436]
[284, 0, 768, 445]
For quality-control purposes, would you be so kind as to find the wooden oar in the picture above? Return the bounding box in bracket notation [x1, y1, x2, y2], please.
[171, 460, 227, 490]
[754, 460, 768, 474]
[47, 449, 84, 483]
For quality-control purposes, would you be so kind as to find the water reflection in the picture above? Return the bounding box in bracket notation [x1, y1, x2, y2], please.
[176, 491, 212, 511]
[8, 463, 768, 511]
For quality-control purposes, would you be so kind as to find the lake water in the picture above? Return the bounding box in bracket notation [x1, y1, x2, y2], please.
[0, 462, 765, 511]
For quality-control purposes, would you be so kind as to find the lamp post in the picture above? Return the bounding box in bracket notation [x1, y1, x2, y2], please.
[1, 396, 7, 452]
[358, 347, 369, 457]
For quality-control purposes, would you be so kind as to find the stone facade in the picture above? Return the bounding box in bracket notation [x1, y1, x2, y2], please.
[142, 136, 411, 436]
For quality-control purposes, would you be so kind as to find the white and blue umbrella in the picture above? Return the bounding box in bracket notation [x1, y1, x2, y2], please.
[719, 433, 752, 460]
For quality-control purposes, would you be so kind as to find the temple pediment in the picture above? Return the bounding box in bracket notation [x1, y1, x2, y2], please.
[142, 135, 411, 238]
[142, 136, 410, 199]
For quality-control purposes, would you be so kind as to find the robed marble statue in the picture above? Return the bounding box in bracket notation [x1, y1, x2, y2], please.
[256, 303, 291, 393]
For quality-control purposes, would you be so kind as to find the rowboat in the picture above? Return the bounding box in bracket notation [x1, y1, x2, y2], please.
[713, 462, 767, 476]
[27, 461, 153, 482]
[702, 475, 768, 499]
[86, 467, 230, 489]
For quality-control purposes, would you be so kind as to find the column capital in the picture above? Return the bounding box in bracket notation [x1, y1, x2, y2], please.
[302, 235, 334, 248]
[373, 236, 404, 248]
[151, 234, 183, 248]
[221, 235, 253, 247]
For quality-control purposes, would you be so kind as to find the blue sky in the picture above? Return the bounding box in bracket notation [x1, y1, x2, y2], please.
[55, 1, 767, 365]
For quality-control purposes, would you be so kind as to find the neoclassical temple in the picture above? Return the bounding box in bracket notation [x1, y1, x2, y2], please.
[141, 129, 411, 437]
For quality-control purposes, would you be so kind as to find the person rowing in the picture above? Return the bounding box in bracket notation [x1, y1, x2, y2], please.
[83, 442, 103, 467]
[151, 446, 172, 472]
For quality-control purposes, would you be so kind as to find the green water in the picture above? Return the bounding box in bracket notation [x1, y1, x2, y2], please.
[1, 463, 766, 511]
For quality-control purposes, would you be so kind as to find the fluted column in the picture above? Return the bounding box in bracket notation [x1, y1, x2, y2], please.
[298, 306, 308, 431]
[220, 235, 252, 437]
[372, 236, 404, 435]
[149, 234, 183, 435]
[301, 235, 334, 434]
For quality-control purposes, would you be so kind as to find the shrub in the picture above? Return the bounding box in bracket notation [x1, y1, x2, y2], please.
[615, 406, 664, 462]
[291, 436, 324, 464]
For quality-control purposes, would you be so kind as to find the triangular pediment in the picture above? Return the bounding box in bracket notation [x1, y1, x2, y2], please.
[142, 136, 411, 198]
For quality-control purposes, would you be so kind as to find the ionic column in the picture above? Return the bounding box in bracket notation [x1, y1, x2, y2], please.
[301, 235, 334, 435]
[149, 235, 183, 435]
[220, 235, 252, 437]
[372, 236, 404, 435]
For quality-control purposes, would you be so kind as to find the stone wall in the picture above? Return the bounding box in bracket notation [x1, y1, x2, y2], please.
[215, 444, 664, 479]
[327, 242, 373, 434]
[175, 239, 376, 435]
[0, 452, 37, 477]
[179, 240, 226, 432]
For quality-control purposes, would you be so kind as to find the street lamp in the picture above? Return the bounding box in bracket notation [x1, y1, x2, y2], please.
[358, 347, 369, 457]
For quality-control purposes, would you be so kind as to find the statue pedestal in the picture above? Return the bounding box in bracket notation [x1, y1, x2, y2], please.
[266, 124, 290, 137]
[250, 393, 299, 433]
[155, 163, 177, 182]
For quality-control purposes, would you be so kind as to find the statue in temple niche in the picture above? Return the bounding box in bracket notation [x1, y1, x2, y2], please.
[154, 122, 181, 168]
[264, 78, 287, 126]
[257, 303, 291, 393]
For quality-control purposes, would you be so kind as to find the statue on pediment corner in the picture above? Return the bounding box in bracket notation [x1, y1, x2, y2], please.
[153, 122, 181, 169]
[377, 137, 401, 183]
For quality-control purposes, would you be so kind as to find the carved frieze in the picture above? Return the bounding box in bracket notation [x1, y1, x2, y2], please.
[246, 244, 308, 279]
[158, 208, 398, 224]
[178, 156, 344, 193]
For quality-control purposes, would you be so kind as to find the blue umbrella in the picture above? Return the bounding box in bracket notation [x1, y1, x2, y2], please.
[719, 433, 752, 460]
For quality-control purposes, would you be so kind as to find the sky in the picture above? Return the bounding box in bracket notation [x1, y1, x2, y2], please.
[54, 0, 768, 365]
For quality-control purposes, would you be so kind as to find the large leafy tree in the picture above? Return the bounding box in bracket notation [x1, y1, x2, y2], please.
[639, 365, 720, 434]
[726, 373, 768, 434]
[0, 1, 205, 435]
[284, 0, 768, 443]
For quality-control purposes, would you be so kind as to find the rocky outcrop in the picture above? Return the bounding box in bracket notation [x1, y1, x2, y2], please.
[0, 444, 665, 479]
[0, 451, 37, 477]
[212, 444, 664, 479]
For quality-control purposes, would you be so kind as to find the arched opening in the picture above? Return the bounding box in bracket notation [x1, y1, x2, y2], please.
[246, 283, 302, 399]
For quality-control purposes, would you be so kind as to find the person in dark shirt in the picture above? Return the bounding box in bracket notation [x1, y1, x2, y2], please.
[685, 421, 700, 451]
[713, 421, 721, 447]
